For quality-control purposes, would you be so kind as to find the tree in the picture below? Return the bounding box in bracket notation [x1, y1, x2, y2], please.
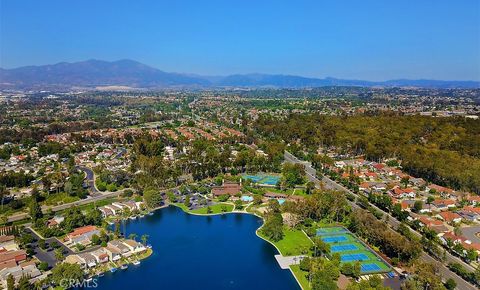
[29, 198, 43, 221]
[141, 234, 149, 246]
[311, 237, 330, 257]
[282, 163, 306, 188]
[444, 278, 456, 290]
[38, 261, 49, 271]
[128, 233, 138, 241]
[401, 176, 410, 188]
[234, 199, 243, 210]
[412, 200, 423, 213]
[91, 234, 100, 245]
[352, 261, 361, 279]
[184, 196, 191, 208]
[51, 263, 84, 286]
[38, 239, 46, 250]
[306, 181, 315, 194]
[402, 261, 447, 290]
[427, 196, 435, 204]
[6, 274, 14, 290]
[218, 194, 229, 202]
[17, 275, 32, 290]
[0, 215, 8, 226]
[253, 195, 263, 205]
[0, 185, 8, 210]
[261, 211, 284, 242]
[55, 248, 64, 260]
[143, 188, 163, 208]
[340, 263, 353, 276]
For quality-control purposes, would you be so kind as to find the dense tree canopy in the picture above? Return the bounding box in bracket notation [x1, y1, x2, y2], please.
[255, 114, 480, 193]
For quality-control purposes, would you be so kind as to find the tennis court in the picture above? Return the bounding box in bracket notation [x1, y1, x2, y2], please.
[322, 235, 348, 243]
[361, 263, 382, 272]
[341, 253, 369, 262]
[242, 174, 280, 186]
[316, 227, 348, 236]
[316, 226, 392, 274]
[331, 244, 358, 252]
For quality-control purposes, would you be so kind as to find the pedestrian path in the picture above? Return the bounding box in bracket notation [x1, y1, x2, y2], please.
[274, 254, 305, 269]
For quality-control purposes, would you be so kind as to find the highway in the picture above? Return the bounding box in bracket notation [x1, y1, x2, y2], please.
[284, 151, 478, 290]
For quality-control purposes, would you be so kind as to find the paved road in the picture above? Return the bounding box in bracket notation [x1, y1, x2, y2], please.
[8, 165, 130, 223]
[7, 190, 124, 222]
[76, 165, 101, 196]
[461, 226, 480, 244]
[284, 151, 478, 290]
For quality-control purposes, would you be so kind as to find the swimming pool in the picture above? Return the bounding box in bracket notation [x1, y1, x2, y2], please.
[278, 198, 286, 205]
[241, 195, 254, 202]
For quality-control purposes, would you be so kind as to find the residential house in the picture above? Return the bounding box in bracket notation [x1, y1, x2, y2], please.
[431, 199, 456, 211]
[98, 206, 114, 218]
[0, 250, 26, 270]
[390, 187, 416, 199]
[90, 248, 109, 264]
[66, 225, 100, 246]
[0, 263, 41, 288]
[437, 211, 462, 224]
[64, 254, 86, 268]
[457, 206, 480, 221]
[104, 246, 122, 262]
[78, 253, 97, 268]
[107, 240, 132, 257]
[122, 239, 146, 254]
[47, 216, 64, 228]
[0, 236, 17, 252]
[428, 184, 454, 196]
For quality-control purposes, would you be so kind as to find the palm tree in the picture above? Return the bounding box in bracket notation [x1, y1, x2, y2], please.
[128, 233, 137, 241]
[141, 234, 149, 246]
[0, 186, 8, 210]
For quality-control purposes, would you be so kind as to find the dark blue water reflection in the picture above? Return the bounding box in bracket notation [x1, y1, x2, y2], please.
[92, 206, 299, 290]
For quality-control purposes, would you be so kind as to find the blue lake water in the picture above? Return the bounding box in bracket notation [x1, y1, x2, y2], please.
[92, 206, 300, 290]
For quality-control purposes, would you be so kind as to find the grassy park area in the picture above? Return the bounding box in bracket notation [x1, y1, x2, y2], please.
[173, 203, 234, 215]
[258, 227, 312, 256]
[290, 265, 311, 290]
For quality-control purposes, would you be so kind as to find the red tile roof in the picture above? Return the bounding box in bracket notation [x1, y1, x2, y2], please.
[439, 211, 461, 222]
[68, 225, 98, 237]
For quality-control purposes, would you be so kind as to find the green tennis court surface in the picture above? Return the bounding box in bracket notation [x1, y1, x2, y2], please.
[242, 174, 280, 186]
[317, 226, 391, 274]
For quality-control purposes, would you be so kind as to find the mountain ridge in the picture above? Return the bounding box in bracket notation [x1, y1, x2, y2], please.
[1, 59, 479, 90]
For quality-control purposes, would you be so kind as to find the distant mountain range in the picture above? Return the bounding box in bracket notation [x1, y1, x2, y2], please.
[1, 59, 479, 90]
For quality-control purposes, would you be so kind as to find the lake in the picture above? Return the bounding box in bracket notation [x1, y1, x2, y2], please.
[92, 206, 300, 290]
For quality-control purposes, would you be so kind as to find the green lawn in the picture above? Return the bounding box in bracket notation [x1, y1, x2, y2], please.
[290, 264, 311, 290]
[190, 203, 234, 214]
[174, 203, 234, 215]
[259, 227, 313, 256]
[44, 192, 80, 206]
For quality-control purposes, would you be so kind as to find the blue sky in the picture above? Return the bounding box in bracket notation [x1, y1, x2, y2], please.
[1, 0, 479, 81]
